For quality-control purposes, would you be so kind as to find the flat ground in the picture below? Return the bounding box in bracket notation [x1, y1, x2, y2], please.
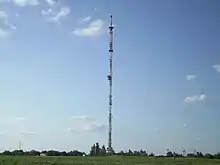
[0, 156, 220, 165]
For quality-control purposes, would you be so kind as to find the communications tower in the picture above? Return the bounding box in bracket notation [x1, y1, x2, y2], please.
[107, 15, 114, 154]
[19, 140, 22, 150]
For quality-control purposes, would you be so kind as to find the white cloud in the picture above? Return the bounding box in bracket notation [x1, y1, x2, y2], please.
[50, 7, 70, 23]
[184, 94, 207, 104]
[82, 16, 91, 22]
[73, 19, 105, 37]
[15, 117, 25, 120]
[70, 115, 92, 120]
[213, 64, 220, 73]
[12, 0, 39, 6]
[0, 10, 16, 39]
[0, 11, 16, 30]
[0, 0, 10, 3]
[0, 11, 8, 19]
[4, 21, 16, 30]
[41, 8, 54, 16]
[0, 28, 9, 39]
[20, 131, 36, 136]
[42, 6, 70, 24]
[186, 74, 196, 81]
[45, 0, 56, 6]
[69, 115, 107, 133]
[183, 123, 187, 127]
[9, 24, 16, 30]
[199, 94, 207, 101]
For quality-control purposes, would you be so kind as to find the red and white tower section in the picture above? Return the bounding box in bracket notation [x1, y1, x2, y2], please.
[107, 15, 114, 154]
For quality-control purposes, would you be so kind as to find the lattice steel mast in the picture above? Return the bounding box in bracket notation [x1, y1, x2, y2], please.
[107, 15, 114, 154]
[19, 140, 22, 150]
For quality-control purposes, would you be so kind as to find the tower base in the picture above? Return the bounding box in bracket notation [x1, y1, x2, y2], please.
[107, 147, 114, 155]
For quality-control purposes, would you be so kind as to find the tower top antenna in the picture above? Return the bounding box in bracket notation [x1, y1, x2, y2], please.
[109, 15, 113, 29]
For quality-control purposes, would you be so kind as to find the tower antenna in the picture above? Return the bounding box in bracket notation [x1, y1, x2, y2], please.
[19, 140, 22, 150]
[107, 15, 114, 154]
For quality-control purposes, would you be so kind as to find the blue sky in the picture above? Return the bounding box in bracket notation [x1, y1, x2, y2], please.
[0, 0, 220, 154]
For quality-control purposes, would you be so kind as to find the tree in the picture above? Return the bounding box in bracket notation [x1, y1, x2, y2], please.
[214, 153, 220, 159]
[118, 150, 125, 156]
[196, 152, 203, 157]
[204, 153, 214, 159]
[95, 143, 101, 156]
[12, 150, 24, 156]
[133, 150, 139, 156]
[101, 145, 106, 156]
[127, 149, 133, 156]
[149, 152, 155, 157]
[27, 150, 40, 156]
[139, 150, 147, 156]
[2, 150, 12, 156]
[182, 148, 186, 157]
[90, 144, 96, 156]
[166, 151, 173, 157]
[187, 153, 195, 157]
[89, 143, 103, 156]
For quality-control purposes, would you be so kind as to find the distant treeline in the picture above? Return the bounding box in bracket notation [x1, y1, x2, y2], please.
[117, 150, 220, 159]
[0, 142, 220, 159]
[0, 150, 85, 156]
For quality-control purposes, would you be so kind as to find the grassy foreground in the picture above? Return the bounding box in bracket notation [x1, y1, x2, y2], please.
[0, 156, 220, 165]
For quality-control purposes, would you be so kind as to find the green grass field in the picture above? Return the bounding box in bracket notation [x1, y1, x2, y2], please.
[0, 156, 220, 165]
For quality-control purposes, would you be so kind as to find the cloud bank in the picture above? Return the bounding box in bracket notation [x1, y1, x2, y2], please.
[186, 74, 196, 81]
[20, 131, 36, 136]
[184, 94, 207, 104]
[0, 10, 16, 39]
[41, 6, 70, 24]
[12, 0, 39, 7]
[73, 19, 105, 37]
[15, 117, 25, 121]
[213, 64, 220, 73]
[68, 115, 107, 133]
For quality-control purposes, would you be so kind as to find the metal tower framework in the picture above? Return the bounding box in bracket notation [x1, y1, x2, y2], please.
[107, 15, 114, 154]
[19, 140, 22, 150]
